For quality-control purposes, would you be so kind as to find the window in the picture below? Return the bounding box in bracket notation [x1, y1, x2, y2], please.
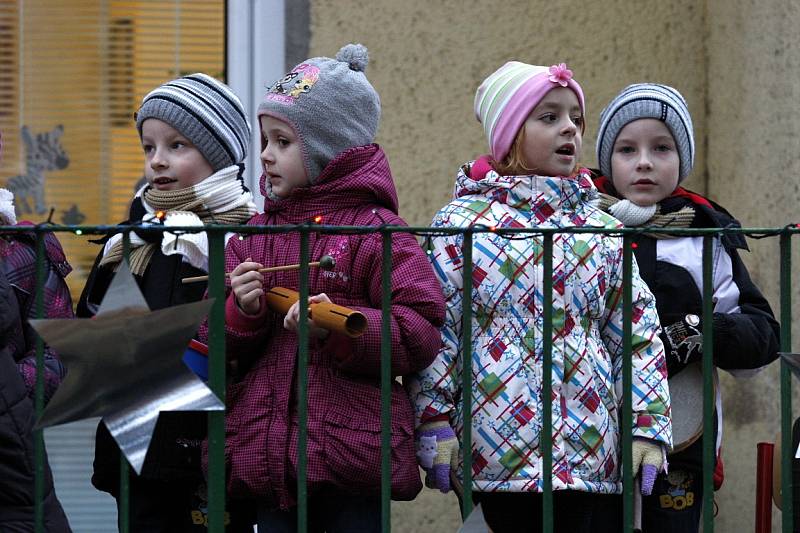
[0, 0, 225, 296]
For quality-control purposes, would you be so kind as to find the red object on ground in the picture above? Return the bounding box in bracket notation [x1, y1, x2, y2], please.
[755, 442, 774, 533]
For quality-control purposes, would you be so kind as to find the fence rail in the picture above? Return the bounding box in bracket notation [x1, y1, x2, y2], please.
[8, 222, 797, 533]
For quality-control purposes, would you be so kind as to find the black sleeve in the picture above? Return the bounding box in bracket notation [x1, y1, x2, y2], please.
[712, 247, 780, 370]
[76, 246, 109, 319]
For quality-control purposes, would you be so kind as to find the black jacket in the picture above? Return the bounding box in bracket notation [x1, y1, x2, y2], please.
[630, 198, 780, 373]
[0, 267, 71, 531]
[76, 198, 209, 495]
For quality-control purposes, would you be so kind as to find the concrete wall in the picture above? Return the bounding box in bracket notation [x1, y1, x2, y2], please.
[706, 1, 800, 531]
[304, 1, 798, 531]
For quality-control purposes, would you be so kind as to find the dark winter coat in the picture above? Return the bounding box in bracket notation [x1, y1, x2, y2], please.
[218, 145, 445, 509]
[76, 197, 208, 495]
[0, 234, 71, 532]
[592, 175, 780, 481]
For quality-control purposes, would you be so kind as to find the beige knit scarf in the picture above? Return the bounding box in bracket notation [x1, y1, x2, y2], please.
[596, 192, 696, 239]
[100, 165, 257, 275]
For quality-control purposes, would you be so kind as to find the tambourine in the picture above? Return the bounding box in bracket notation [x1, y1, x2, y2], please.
[669, 362, 715, 453]
[264, 287, 367, 338]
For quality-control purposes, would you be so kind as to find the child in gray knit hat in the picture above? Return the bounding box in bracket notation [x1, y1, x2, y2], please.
[592, 83, 779, 533]
[256, 43, 381, 197]
[78, 73, 258, 531]
[225, 44, 446, 531]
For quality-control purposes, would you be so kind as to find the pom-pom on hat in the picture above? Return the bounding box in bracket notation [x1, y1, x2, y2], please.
[475, 61, 585, 162]
[596, 83, 695, 182]
[257, 43, 381, 182]
[136, 73, 251, 172]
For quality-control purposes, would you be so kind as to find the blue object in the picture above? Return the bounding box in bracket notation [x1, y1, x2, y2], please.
[182, 339, 208, 381]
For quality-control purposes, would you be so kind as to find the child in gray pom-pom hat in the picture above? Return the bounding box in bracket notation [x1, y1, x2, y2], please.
[224, 44, 446, 530]
[592, 83, 779, 533]
[257, 42, 381, 196]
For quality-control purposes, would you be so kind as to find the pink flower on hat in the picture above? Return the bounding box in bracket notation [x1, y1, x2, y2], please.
[548, 63, 573, 87]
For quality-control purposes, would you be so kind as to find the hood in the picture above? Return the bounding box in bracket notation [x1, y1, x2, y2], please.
[260, 144, 399, 223]
[453, 155, 597, 214]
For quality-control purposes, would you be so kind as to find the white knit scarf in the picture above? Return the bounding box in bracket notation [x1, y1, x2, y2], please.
[100, 165, 257, 274]
[0, 188, 17, 225]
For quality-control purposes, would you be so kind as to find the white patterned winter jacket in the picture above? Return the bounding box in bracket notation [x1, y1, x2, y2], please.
[408, 162, 672, 494]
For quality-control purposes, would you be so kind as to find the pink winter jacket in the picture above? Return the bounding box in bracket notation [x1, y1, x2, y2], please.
[221, 145, 445, 509]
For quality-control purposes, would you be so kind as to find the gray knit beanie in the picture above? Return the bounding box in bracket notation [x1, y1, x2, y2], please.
[257, 43, 381, 182]
[136, 73, 251, 171]
[596, 83, 695, 182]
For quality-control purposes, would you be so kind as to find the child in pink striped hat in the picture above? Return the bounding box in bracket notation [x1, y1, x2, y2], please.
[408, 61, 672, 532]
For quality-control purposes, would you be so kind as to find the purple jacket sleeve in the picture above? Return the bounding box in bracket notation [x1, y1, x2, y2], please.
[219, 231, 273, 358]
[10, 233, 73, 402]
[331, 230, 446, 378]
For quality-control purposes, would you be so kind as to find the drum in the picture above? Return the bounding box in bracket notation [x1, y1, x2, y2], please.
[669, 361, 714, 453]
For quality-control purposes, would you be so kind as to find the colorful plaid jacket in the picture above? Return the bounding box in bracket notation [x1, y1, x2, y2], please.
[407, 161, 672, 494]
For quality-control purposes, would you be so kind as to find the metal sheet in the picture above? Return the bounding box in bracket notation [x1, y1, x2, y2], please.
[30, 262, 223, 474]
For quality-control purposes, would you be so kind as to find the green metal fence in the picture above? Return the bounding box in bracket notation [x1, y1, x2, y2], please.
[10, 222, 798, 533]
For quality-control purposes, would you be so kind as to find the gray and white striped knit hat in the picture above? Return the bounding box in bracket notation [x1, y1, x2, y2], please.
[596, 83, 694, 182]
[136, 73, 251, 171]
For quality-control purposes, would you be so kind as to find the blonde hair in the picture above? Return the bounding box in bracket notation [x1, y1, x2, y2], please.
[492, 120, 585, 177]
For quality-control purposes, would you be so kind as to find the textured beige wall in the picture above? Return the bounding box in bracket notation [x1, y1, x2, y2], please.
[707, 1, 800, 532]
[308, 1, 797, 531]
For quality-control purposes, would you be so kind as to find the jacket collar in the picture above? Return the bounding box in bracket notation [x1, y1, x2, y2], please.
[261, 144, 399, 223]
[455, 155, 597, 216]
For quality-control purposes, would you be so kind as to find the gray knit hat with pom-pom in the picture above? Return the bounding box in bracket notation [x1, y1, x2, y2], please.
[258, 43, 381, 182]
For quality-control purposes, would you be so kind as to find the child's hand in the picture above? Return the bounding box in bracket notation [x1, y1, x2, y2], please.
[416, 420, 459, 493]
[229, 258, 264, 315]
[632, 438, 664, 495]
[283, 293, 332, 339]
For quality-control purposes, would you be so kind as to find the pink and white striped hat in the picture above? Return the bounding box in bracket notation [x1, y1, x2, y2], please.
[474, 61, 585, 162]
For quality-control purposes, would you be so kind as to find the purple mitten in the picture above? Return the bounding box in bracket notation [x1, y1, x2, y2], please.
[640, 464, 658, 495]
[632, 438, 664, 495]
[416, 420, 459, 493]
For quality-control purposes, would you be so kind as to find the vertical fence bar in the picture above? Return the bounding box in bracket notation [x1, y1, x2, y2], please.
[119, 230, 131, 533]
[380, 230, 393, 532]
[542, 233, 553, 533]
[461, 230, 474, 517]
[207, 229, 227, 533]
[622, 236, 633, 533]
[701, 235, 715, 532]
[780, 232, 793, 533]
[34, 230, 45, 532]
[297, 229, 310, 533]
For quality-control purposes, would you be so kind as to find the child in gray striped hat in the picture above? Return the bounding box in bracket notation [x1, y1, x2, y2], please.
[78, 73, 257, 531]
[592, 83, 779, 533]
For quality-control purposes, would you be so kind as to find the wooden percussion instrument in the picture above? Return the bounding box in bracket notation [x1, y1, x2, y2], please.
[264, 286, 367, 338]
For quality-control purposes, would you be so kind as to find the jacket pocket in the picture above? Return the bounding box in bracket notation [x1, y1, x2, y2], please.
[323, 408, 415, 493]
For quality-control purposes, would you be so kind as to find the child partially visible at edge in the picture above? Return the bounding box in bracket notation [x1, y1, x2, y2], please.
[223, 43, 445, 532]
[0, 130, 72, 531]
[592, 83, 779, 533]
[406, 61, 672, 533]
[76, 74, 257, 531]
